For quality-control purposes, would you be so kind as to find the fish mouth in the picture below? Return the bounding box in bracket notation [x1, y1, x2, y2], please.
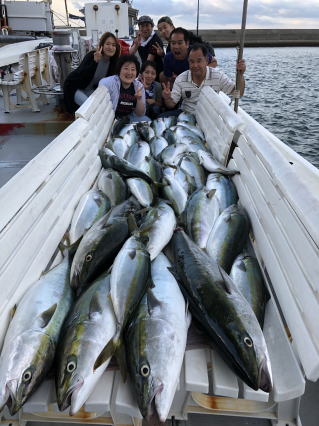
[70, 269, 79, 289]
[7, 394, 21, 416]
[258, 358, 273, 393]
[6, 380, 21, 416]
[58, 375, 84, 413]
[144, 383, 164, 421]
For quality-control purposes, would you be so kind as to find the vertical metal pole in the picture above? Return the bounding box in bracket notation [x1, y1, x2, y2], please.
[64, 0, 70, 26]
[234, 0, 248, 113]
[196, 0, 199, 36]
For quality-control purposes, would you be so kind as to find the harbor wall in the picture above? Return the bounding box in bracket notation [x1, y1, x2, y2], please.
[191, 29, 319, 47]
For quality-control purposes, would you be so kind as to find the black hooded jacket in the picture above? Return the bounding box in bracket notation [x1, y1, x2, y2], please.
[63, 50, 117, 114]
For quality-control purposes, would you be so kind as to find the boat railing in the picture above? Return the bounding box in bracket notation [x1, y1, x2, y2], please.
[0, 47, 51, 113]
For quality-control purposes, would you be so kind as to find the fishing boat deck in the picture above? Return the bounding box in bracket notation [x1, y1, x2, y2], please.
[0, 95, 72, 187]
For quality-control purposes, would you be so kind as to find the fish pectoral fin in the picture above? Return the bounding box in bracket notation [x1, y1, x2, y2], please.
[146, 289, 162, 314]
[186, 310, 192, 328]
[127, 213, 139, 234]
[58, 238, 82, 260]
[9, 304, 17, 321]
[238, 260, 247, 272]
[207, 189, 216, 199]
[115, 340, 128, 383]
[128, 249, 137, 260]
[218, 265, 234, 295]
[38, 303, 58, 328]
[93, 339, 116, 371]
[148, 277, 155, 289]
[153, 181, 165, 189]
[101, 222, 112, 230]
[89, 293, 103, 318]
[224, 213, 232, 223]
[136, 206, 152, 216]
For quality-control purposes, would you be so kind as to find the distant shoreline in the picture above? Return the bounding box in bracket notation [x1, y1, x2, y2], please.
[191, 29, 319, 47]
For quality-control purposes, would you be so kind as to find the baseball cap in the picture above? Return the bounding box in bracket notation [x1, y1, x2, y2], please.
[137, 15, 154, 26]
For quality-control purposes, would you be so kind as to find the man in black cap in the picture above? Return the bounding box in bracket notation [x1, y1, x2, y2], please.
[129, 15, 164, 79]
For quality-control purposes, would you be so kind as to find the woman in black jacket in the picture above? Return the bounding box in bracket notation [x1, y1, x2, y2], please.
[63, 32, 120, 114]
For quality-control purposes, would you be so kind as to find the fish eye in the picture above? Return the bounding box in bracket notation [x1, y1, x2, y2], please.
[85, 253, 93, 262]
[22, 370, 32, 382]
[244, 336, 253, 347]
[140, 364, 150, 377]
[67, 361, 77, 373]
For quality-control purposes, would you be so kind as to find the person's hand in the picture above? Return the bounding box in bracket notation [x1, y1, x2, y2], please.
[237, 59, 246, 74]
[146, 98, 155, 105]
[162, 81, 171, 99]
[152, 42, 164, 56]
[134, 32, 142, 47]
[94, 47, 103, 63]
[139, 74, 146, 88]
[135, 86, 143, 100]
[208, 57, 218, 68]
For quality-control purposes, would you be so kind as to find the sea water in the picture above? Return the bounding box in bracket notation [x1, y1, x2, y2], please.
[215, 46, 319, 168]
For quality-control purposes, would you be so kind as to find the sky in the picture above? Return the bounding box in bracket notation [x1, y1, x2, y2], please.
[51, 0, 319, 29]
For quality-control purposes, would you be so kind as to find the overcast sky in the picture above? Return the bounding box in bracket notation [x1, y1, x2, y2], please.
[51, 0, 319, 29]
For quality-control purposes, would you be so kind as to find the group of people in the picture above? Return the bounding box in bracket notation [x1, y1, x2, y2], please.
[63, 14, 246, 122]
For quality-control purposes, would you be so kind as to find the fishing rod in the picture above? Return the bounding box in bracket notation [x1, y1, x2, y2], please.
[196, 0, 199, 36]
[225, 0, 248, 165]
[234, 0, 248, 113]
[64, 0, 70, 26]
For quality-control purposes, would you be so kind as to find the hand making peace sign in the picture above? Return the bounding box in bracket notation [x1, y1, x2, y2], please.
[94, 47, 103, 63]
[152, 42, 164, 57]
[162, 81, 171, 99]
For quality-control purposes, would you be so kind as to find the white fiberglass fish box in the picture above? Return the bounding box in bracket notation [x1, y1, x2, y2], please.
[0, 85, 319, 425]
[84, 1, 130, 43]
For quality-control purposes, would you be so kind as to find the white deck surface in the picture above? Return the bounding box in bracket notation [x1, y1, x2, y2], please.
[0, 95, 71, 186]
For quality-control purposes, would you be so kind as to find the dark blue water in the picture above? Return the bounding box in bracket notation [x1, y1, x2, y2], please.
[215, 47, 319, 168]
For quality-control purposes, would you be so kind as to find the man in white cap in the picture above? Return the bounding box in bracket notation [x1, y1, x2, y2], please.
[129, 15, 164, 79]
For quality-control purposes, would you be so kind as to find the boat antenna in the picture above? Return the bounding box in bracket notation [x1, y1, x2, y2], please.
[234, 0, 248, 113]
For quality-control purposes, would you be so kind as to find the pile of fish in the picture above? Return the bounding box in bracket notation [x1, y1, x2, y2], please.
[0, 113, 272, 422]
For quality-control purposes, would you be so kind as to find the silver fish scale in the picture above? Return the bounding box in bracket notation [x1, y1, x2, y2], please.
[110, 236, 150, 327]
[127, 178, 153, 207]
[57, 274, 117, 415]
[206, 173, 239, 211]
[0, 257, 72, 412]
[2, 257, 71, 341]
[69, 189, 110, 244]
[97, 169, 127, 207]
[107, 137, 129, 159]
[179, 154, 206, 189]
[185, 187, 220, 249]
[127, 253, 190, 422]
[141, 201, 176, 260]
[126, 141, 150, 168]
[150, 136, 168, 160]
